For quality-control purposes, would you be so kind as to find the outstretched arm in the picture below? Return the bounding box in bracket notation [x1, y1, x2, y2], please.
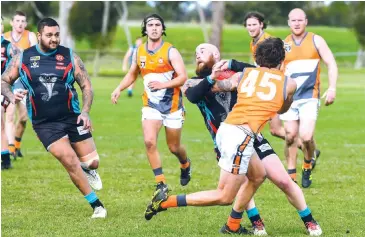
[1, 53, 21, 103]
[111, 50, 140, 104]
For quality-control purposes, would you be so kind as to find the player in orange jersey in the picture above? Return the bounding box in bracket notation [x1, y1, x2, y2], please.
[144, 38, 322, 236]
[244, 12, 289, 152]
[244, 12, 320, 183]
[280, 8, 338, 188]
[4, 11, 37, 159]
[244, 12, 271, 65]
[111, 14, 191, 200]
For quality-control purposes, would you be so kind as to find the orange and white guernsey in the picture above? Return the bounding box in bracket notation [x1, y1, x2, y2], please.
[283, 32, 321, 101]
[225, 67, 286, 133]
[4, 30, 32, 50]
[137, 41, 183, 114]
[250, 32, 271, 60]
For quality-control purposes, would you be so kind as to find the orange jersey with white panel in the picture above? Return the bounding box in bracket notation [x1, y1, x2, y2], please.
[4, 30, 33, 50]
[225, 67, 286, 133]
[250, 32, 271, 59]
[137, 41, 183, 114]
[283, 32, 321, 101]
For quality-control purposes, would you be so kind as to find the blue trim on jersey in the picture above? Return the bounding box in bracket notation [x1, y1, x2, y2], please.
[6, 43, 12, 58]
[1, 36, 4, 44]
[18, 52, 23, 74]
[283, 75, 288, 100]
[228, 60, 232, 70]
[197, 100, 217, 146]
[5, 43, 12, 69]
[69, 48, 75, 68]
[36, 44, 57, 56]
[146, 40, 164, 55]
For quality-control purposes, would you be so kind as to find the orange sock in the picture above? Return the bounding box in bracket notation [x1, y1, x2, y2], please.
[289, 173, 297, 182]
[288, 169, 297, 182]
[180, 161, 190, 169]
[15, 140, 21, 149]
[303, 160, 312, 170]
[161, 195, 178, 209]
[155, 174, 166, 184]
[227, 216, 241, 231]
[8, 144, 15, 153]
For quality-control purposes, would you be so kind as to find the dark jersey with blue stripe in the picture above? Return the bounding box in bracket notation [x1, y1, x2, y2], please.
[1, 37, 12, 74]
[193, 78, 237, 148]
[19, 45, 80, 124]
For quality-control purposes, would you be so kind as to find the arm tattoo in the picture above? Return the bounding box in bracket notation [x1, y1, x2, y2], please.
[73, 52, 93, 113]
[1, 53, 20, 103]
[216, 79, 234, 92]
[181, 79, 203, 93]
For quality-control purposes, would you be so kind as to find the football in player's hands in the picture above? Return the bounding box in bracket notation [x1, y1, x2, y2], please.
[216, 70, 236, 81]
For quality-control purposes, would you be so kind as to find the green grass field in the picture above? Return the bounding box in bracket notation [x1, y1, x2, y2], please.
[2, 67, 365, 237]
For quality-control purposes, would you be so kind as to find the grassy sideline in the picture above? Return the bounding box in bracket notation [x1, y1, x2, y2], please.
[2, 67, 365, 237]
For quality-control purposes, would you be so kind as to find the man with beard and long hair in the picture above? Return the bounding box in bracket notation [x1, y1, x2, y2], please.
[4, 11, 38, 159]
[1, 17, 106, 218]
[111, 14, 191, 211]
[158, 43, 322, 236]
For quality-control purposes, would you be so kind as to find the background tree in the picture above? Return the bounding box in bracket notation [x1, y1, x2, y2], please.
[353, 2, 365, 69]
[209, 1, 225, 50]
[68, 1, 119, 76]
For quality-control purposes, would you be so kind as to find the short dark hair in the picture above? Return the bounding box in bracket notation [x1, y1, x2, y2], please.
[255, 38, 285, 68]
[37, 17, 59, 33]
[243, 12, 267, 29]
[13, 11, 27, 20]
[141, 13, 166, 37]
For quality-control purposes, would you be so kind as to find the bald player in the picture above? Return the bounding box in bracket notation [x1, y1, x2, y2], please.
[281, 8, 338, 188]
[145, 38, 323, 236]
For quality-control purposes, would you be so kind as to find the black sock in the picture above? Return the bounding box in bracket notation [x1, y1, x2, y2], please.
[1, 152, 11, 164]
[90, 199, 104, 209]
[301, 213, 314, 223]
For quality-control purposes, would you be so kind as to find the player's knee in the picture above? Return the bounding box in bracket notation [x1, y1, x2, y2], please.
[62, 154, 80, 172]
[218, 193, 235, 205]
[275, 177, 292, 193]
[270, 127, 280, 137]
[144, 139, 157, 151]
[300, 134, 313, 144]
[167, 143, 180, 155]
[80, 152, 100, 170]
[19, 119, 27, 127]
[6, 113, 15, 122]
[285, 133, 296, 145]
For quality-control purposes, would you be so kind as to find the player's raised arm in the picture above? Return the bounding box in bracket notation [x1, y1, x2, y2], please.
[111, 50, 140, 104]
[1, 53, 22, 104]
[314, 35, 338, 106]
[278, 78, 297, 114]
[209, 62, 242, 92]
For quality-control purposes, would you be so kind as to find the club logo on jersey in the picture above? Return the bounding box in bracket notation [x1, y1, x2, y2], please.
[55, 54, 64, 61]
[39, 73, 59, 101]
[284, 41, 292, 53]
[30, 57, 40, 69]
[158, 57, 163, 64]
[140, 56, 146, 68]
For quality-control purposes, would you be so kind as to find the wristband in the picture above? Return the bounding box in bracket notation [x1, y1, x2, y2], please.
[206, 75, 215, 85]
